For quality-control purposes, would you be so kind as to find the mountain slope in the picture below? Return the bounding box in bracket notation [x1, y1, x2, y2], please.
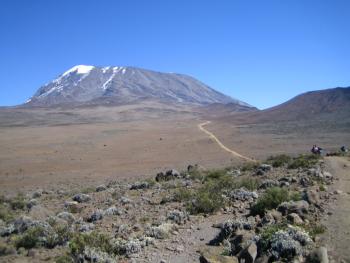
[25, 65, 252, 108]
[216, 87, 350, 124]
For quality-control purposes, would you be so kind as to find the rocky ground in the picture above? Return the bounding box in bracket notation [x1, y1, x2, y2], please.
[0, 153, 349, 263]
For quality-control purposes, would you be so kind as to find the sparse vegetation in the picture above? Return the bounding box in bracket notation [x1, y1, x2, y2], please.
[266, 154, 292, 167]
[251, 187, 301, 216]
[288, 154, 321, 169]
[15, 226, 45, 249]
[0, 204, 14, 223]
[69, 231, 114, 257]
[9, 194, 26, 210]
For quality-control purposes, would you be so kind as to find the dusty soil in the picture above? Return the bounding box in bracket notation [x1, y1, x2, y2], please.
[1, 103, 349, 195]
[321, 156, 350, 262]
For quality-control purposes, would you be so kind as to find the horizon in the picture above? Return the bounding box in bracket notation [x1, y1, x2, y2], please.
[0, 0, 349, 109]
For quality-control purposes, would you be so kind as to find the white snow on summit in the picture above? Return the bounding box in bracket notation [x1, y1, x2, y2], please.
[62, 65, 95, 77]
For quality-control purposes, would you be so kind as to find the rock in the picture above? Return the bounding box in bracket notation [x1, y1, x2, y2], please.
[187, 164, 198, 173]
[57, 212, 75, 223]
[228, 188, 258, 201]
[259, 164, 273, 172]
[27, 199, 38, 209]
[13, 216, 34, 233]
[259, 179, 279, 189]
[155, 169, 181, 182]
[200, 246, 239, 263]
[0, 224, 15, 237]
[104, 206, 122, 216]
[305, 190, 320, 206]
[323, 172, 333, 180]
[287, 213, 303, 225]
[120, 196, 132, 205]
[64, 201, 80, 212]
[31, 189, 43, 199]
[88, 210, 104, 222]
[209, 218, 255, 245]
[72, 193, 91, 203]
[78, 223, 95, 232]
[237, 242, 257, 263]
[146, 223, 175, 239]
[96, 184, 107, 192]
[334, 190, 343, 195]
[307, 247, 329, 263]
[167, 210, 188, 225]
[277, 200, 309, 216]
[256, 169, 265, 176]
[130, 181, 150, 190]
[83, 246, 117, 262]
[229, 230, 255, 254]
[27, 249, 36, 257]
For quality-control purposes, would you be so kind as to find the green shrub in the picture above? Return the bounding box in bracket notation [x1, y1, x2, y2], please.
[47, 224, 73, 248]
[173, 188, 193, 202]
[9, 194, 26, 210]
[187, 180, 225, 214]
[0, 204, 14, 223]
[288, 154, 320, 169]
[204, 169, 227, 181]
[69, 232, 113, 257]
[55, 254, 74, 263]
[259, 223, 288, 250]
[303, 224, 326, 239]
[236, 178, 260, 191]
[15, 226, 45, 249]
[241, 162, 260, 171]
[266, 154, 292, 167]
[251, 187, 291, 216]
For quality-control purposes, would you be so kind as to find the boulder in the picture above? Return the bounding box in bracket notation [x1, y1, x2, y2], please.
[96, 185, 107, 192]
[278, 200, 309, 216]
[72, 193, 91, 203]
[88, 210, 104, 222]
[104, 206, 122, 216]
[259, 164, 273, 172]
[167, 210, 188, 225]
[27, 199, 38, 209]
[307, 247, 329, 263]
[57, 212, 75, 223]
[130, 181, 150, 190]
[228, 188, 258, 201]
[200, 246, 239, 263]
[155, 169, 181, 182]
[304, 190, 320, 206]
[31, 190, 43, 199]
[237, 242, 257, 263]
[287, 213, 303, 225]
[259, 179, 279, 189]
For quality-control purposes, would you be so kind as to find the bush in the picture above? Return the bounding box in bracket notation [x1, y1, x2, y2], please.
[288, 154, 320, 169]
[258, 223, 288, 251]
[266, 154, 292, 167]
[241, 162, 260, 172]
[173, 188, 193, 202]
[0, 204, 14, 222]
[236, 178, 260, 191]
[47, 224, 73, 248]
[187, 180, 225, 214]
[251, 187, 292, 216]
[9, 194, 26, 210]
[69, 232, 113, 257]
[15, 226, 45, 249]
[55, 254, 74, 263]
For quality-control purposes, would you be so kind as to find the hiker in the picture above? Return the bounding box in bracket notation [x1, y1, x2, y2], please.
[341, 145, 348, 153]
[311, 145, 322, 155]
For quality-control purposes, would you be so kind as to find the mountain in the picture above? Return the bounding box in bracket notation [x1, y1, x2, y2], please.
[217, 87, 350, 124]
[25, 65, 252, 108]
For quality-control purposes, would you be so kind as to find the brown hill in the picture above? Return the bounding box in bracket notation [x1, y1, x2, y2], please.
[215, 87, 350, 124]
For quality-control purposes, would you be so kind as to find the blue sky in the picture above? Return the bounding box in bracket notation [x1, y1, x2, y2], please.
[0, 0, 349, 109]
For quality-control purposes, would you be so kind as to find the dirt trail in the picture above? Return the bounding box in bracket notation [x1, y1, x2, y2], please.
[198, 121, 256, 162]
[322, 156, 350, 262]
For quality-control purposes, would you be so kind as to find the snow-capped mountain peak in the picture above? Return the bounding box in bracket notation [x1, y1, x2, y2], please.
[26, 65, 253, 108]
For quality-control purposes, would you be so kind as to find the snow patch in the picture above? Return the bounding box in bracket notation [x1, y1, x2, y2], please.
[62, 65, 95, 77]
